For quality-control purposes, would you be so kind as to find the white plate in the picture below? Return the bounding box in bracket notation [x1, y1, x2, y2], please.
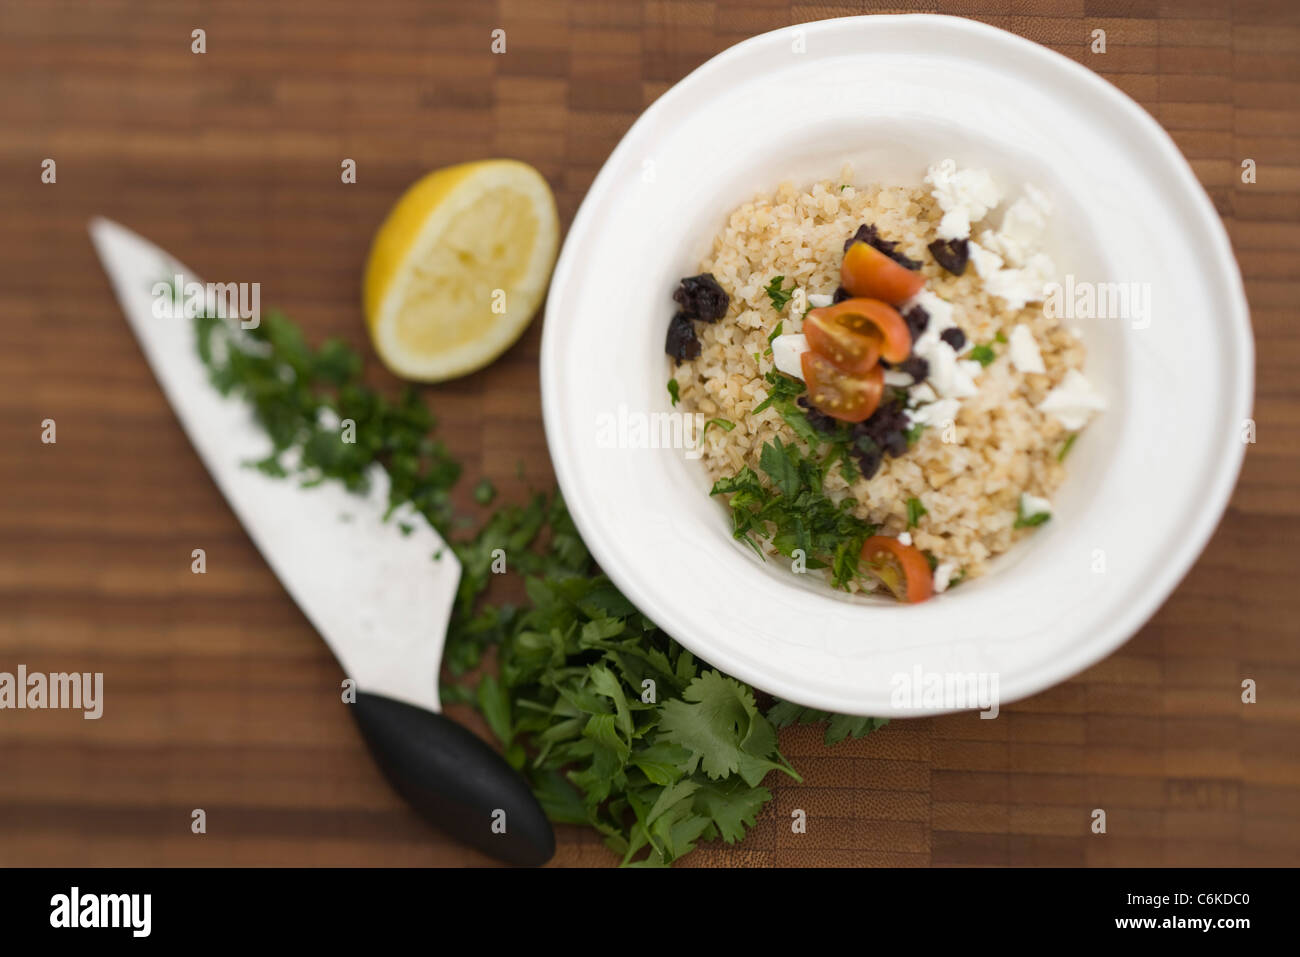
[540, 15, 1252, 716]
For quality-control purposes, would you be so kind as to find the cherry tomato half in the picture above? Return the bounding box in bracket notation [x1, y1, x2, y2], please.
[800, 352, 884, 423]
[803, 311, 882, 376]
[860, 535, 934, 604]
[805, 298, 913, 364]
[841, 241, 926, 306]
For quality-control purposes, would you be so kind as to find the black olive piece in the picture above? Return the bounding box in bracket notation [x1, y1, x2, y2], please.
[795, 395, 840, 435]
[851, 436, 882, 480]
[899, 355, 929, 381]
[832, 285, 852, 304]
[940, 327, 967, 351]
[928, 238, 969, 276]
[672, 273, 729, 322]
[665, 311, 700, 360]
[843, 223, 923, 271]
[903, 305, 929, 342]
[881, 430, 909, 457]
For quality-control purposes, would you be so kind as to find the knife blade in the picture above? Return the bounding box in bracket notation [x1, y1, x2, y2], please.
[88, 217, 554, 865]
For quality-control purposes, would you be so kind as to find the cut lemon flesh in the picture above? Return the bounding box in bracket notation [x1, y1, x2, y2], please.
[363, 159, 559, 382]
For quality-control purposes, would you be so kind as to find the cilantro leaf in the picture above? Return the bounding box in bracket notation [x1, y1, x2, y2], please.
[658, 671, 800, 787]
[767, 700, 890, 746]
[764, 275, 793, 313]
[906, 496, 927, 528]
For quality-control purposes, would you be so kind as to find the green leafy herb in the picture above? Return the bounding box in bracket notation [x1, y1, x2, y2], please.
[193, 304, 886, 867]
[968, 344, 996, 367]
[1057, 433, 1078, 462]
[764, 321, 783, 357]
[906, 496, 928, 528]
[1013, 497, 1052, 529]
[700, 417, 735, 444]
[768, 700, 890, 746]
[711, 437, 877, 589]
[994, 330, 1008, 344]
[764, 275, 792, 313]
[667, 378, 680, 406]
[905, 422, 927, 446]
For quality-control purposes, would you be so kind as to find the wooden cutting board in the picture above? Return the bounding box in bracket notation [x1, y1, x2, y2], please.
[0, 0, 1296, 867]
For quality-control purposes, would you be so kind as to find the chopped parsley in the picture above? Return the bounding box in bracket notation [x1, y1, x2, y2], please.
[764, 275, 793, 313]
[994, 330, 1008, 344]
[193, 304, 888, 867]
[764, 321, 783, 357]
[667, 377, 680, 406]
[968, 343, 997, 367]
[1013, 498, 1052, 529]
[768, 702, 888, 745]
[1057, 433, 1078, 461]
[700, 417, 735, 444]
[906, 496, 927, 528]
[710, 437, 878, 589]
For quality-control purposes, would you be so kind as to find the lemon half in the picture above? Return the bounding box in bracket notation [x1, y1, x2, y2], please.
[363, 159, 559, 382]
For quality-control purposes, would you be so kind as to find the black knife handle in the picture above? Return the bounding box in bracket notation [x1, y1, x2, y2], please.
[350, 691, 555, 866]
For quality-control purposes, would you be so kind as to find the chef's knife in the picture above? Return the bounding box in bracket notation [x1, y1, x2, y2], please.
[88, 218, 554, 866]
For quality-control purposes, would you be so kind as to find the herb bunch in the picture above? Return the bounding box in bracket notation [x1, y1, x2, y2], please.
[193, 307, 886, 866]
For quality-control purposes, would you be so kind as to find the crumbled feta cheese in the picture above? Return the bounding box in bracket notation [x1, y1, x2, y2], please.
[807, 292, 834, 309]
[933, 561, 957, 593]
[916, 337, 978, 399]
[909, 382, 937, 405]
[924, 159, 1002, 241]
[770, 333, 808, 379]
[910, 397, 961, 428]
[982, 252, 1056, 311]
[1038, 369, 1107, 429]
[1007, 324, 1045, 374]
[884, 369, 915, 388]
[967, 240, 1003, 279]
[906, 288, 956, 335]
[958, 359, 984, 379]
[898, 531, 912, 547]
[1019, 492, 1052, 519]
[902, 289, 977, 399]
[978, 186, 1052, 268]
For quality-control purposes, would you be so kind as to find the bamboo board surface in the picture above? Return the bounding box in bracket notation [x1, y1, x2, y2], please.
[0, 0, 1297, 867]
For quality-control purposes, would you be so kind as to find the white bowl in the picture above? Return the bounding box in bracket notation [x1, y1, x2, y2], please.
[540, 15, 1252, 716]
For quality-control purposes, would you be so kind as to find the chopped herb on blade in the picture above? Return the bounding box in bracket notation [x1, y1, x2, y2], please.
[192, 305, 887, 867]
